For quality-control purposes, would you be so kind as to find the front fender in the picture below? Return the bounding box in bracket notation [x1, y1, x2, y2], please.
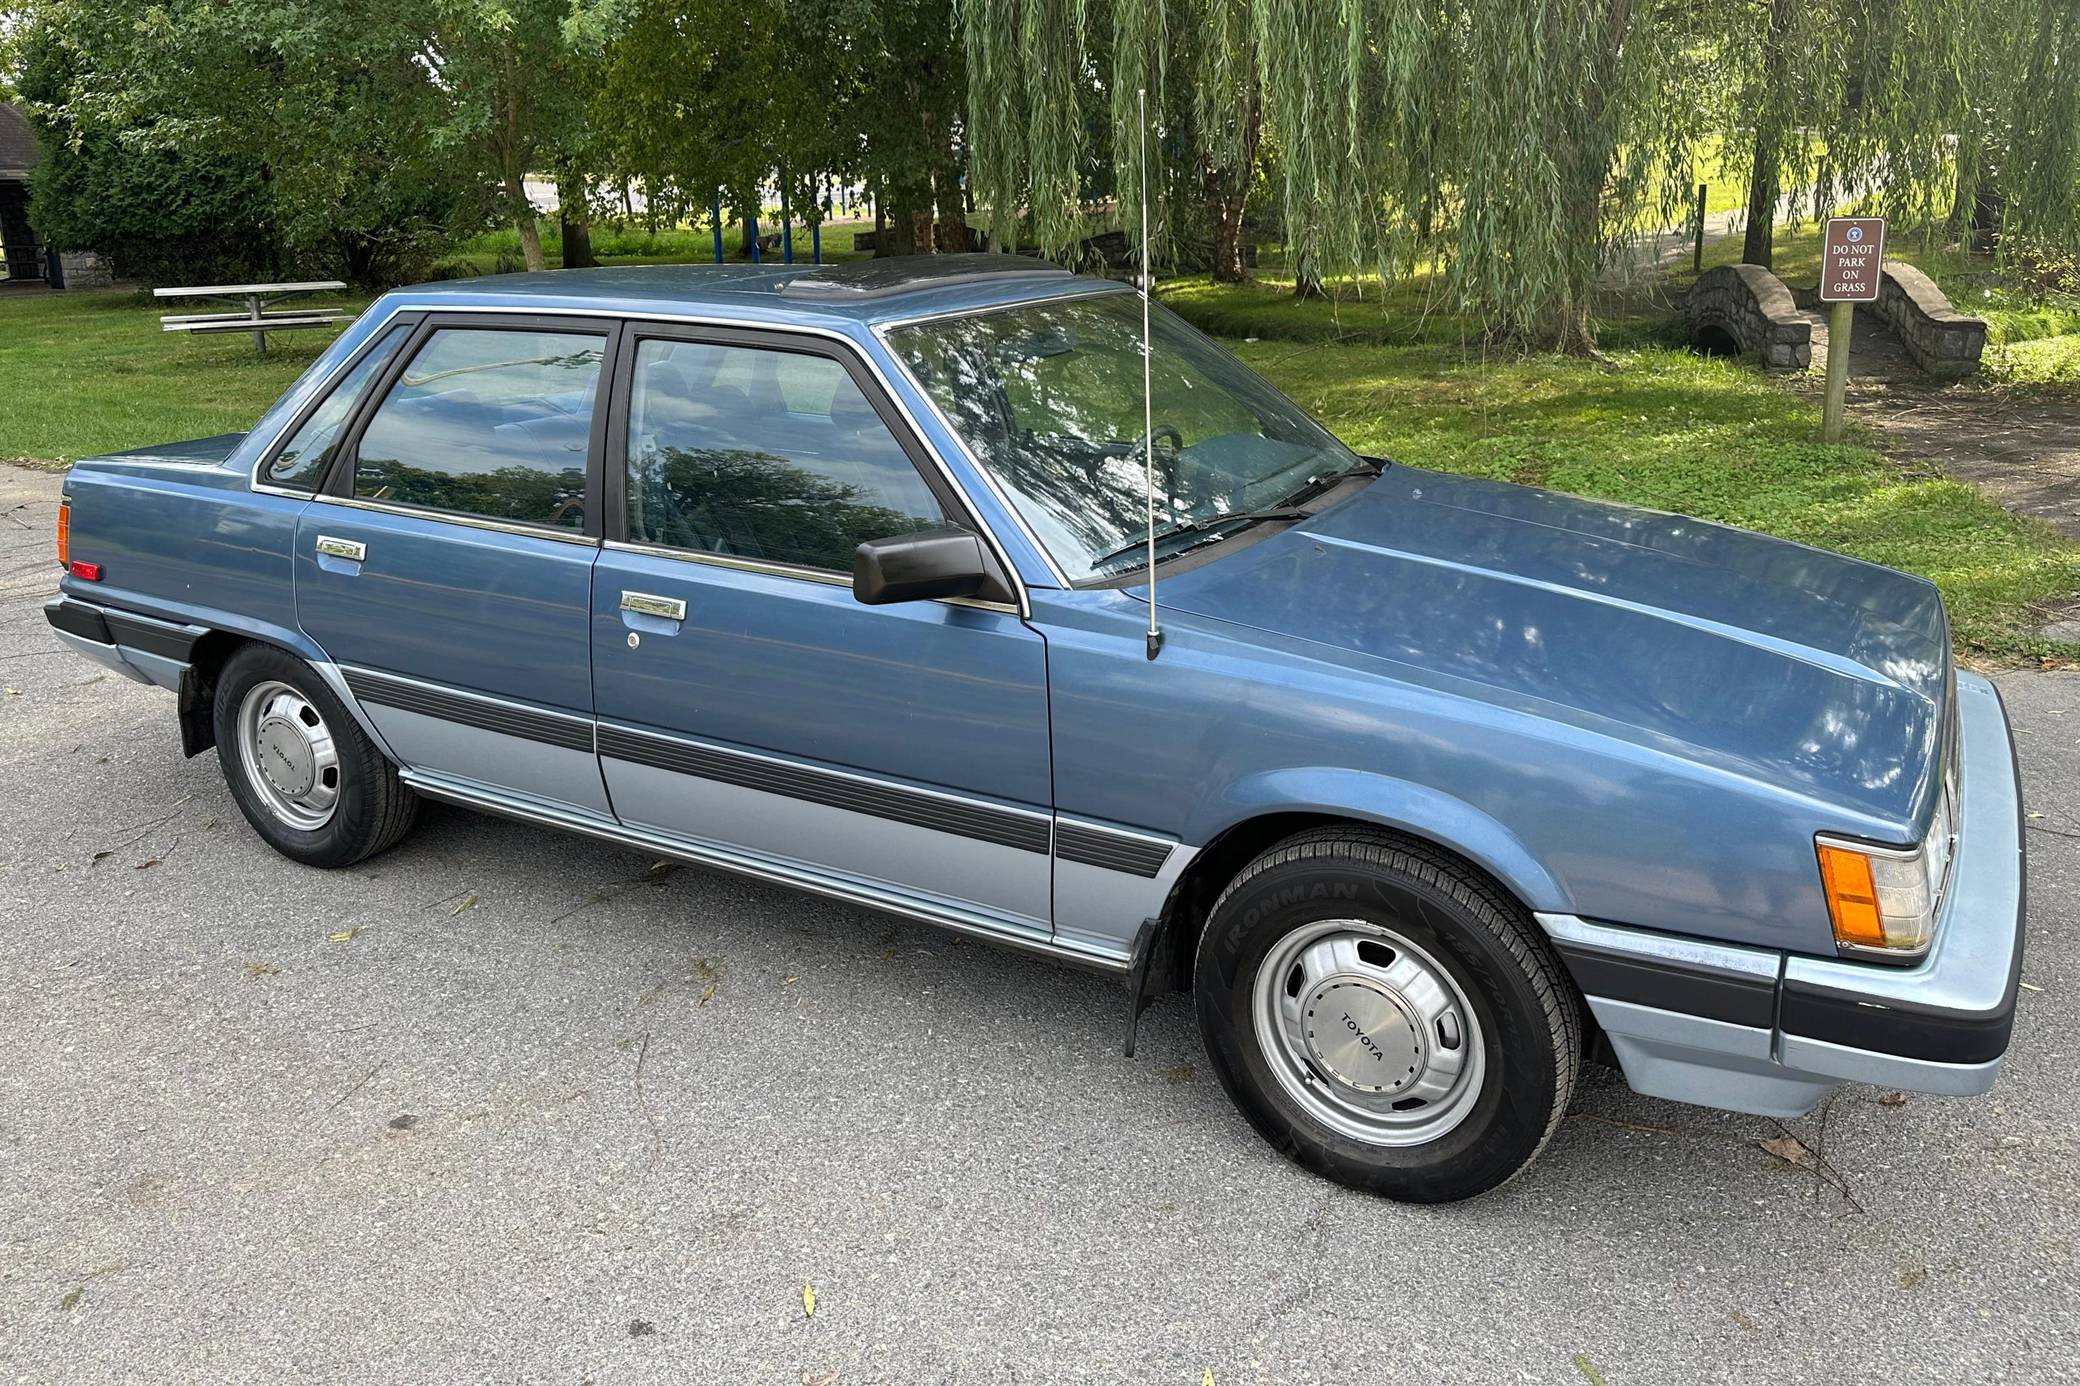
[1189, 766, 1569, 914]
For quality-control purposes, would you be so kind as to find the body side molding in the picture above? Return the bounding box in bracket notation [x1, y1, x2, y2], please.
[400, 767, 1133, 974]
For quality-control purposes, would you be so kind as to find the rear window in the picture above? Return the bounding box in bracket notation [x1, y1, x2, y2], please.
[264, 324, 411, 491]
[351, 328, 605, 531]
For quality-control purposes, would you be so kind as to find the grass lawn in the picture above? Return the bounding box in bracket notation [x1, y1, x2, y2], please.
[4, 279, 2076, 660]
[0, 288, 372, 465]
[1233, 336, 2080, 660]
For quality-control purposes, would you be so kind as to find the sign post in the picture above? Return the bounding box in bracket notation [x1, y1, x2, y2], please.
[1819, 216, 1885, 443]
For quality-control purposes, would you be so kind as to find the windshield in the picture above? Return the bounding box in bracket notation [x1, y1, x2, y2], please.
[885, 291, 1363, 582]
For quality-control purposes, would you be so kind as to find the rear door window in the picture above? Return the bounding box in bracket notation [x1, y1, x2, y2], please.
[352, 327, 606, 530]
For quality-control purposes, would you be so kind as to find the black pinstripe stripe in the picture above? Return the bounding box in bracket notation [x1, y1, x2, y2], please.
[102, 609, 203, 662]
[1554, 941, 1777, 1029]
[597, 723, 1051, 854]
[1055, 822, 1172, 878]
[345, 669, 595, 753]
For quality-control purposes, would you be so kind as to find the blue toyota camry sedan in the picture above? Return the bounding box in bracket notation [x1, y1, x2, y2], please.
[46, 256, 2023, 1201]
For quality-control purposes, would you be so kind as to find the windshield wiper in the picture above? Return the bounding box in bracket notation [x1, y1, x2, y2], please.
[1278, 457, 1386, 507]
[1091, 506, 1312, 571]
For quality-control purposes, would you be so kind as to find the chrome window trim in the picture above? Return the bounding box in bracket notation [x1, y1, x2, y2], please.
[305, 493, 602, 546]
[248, 301, 1035, 617]
[601, 538, 1021, 615]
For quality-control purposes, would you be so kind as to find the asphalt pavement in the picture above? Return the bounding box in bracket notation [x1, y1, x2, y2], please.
[2, 464, 2075, 1384]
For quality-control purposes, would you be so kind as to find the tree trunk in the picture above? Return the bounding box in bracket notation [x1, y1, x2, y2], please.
[1205, 72, 1262, 284]
[873, 188, 890, 257]
[1741, 131, 1780, 267]
[1740, 0, 1796, 269]
[500, 164, 545, 273]
[885, 186, 919, 255]
[558, 170, 597, 270]
[1208, 183, 1248, 283]
[926, 100, 965, 253]
[1291, 250, 1325, 299]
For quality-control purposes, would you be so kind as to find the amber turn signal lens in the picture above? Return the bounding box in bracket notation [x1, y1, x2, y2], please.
[1816, 842, 1886, 949]
[56, 500, 70, 570]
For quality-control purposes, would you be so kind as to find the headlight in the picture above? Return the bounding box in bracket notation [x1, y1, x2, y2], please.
[1815, 769, 1957, 961]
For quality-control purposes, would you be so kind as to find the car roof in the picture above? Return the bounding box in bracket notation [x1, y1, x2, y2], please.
[385, 255, 1130, 331]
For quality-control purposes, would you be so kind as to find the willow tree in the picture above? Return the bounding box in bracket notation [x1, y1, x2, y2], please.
[2005, 0, 2080, 255]
[960, 0, 1712, 349]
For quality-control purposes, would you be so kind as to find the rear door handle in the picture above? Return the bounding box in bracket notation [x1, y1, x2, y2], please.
[315, 535, 366, 562]
[620, 590, 687, 623]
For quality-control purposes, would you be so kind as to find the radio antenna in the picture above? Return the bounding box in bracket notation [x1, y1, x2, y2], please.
[1138, 86, 1164, 662]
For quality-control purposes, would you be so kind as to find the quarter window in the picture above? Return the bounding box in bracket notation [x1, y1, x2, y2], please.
[623, 340, 948, 572]
[352, 327, 605, 530]
[265, 323, 411, 491]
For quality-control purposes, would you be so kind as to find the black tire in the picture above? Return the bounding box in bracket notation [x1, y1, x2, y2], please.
[212, 643, 417, 868]
[1193, 826, 1579, 1203]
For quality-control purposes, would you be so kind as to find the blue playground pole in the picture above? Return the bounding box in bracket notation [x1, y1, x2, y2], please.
[781, 185, 794, 264]
[812, 221, 822, 264]
[710, 195, 724, 264]
[747, 212, 760, 263]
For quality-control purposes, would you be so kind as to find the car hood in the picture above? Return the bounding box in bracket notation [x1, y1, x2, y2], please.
[1153, 465, 1950, 830]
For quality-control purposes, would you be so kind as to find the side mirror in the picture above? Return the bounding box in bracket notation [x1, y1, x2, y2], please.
[853, 527, 989, 605]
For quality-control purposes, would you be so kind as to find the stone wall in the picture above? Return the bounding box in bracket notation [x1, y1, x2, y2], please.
[1684, 264, 1811, 370]
[1874, 263, 1987, 378]
[56, 250, 111, 290]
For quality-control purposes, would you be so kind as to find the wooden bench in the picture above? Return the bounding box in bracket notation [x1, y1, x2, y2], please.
[154, 281, 353, 355]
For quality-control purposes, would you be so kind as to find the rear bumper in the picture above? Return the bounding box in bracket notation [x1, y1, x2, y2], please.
[1540, 670, 2025, 1118]
[45, 595, 204, 691]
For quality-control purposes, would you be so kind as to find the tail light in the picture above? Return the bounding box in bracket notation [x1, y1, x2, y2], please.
[56, 498, 70, 569]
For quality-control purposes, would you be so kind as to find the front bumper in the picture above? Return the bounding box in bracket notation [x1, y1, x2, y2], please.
[1540, 670, 2025, 1118]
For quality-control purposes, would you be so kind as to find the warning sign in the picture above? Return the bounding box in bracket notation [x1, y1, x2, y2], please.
[1820, 217, 1886, 302]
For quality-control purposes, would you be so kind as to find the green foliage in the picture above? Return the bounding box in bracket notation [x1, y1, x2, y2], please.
[13, 17, 278, 282]
[0, 289, 369, 465]
[961, 0, 2080, 350]
[14, 0, 486, 287]
[593, 0, 966, 251]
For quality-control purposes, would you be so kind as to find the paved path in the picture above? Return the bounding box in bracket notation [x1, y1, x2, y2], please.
[2, 465, 2075, 1383]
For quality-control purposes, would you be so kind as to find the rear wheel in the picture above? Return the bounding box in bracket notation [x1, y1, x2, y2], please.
[212, 644, 416, 867]
[1193, 826, 1579, 1202]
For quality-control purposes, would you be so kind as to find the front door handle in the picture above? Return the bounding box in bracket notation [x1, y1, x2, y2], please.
[315, 535, 366, 562]
[620, 591, 687, 622]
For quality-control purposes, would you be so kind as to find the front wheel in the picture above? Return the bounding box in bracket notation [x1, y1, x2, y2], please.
[1194, 827, 1580, 1203]
[212, 644, 417, 868]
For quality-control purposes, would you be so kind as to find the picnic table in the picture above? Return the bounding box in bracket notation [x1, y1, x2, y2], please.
[154, 280, 354, 356]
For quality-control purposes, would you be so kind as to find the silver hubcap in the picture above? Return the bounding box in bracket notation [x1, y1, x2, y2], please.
[237, 680, 340, 830]
[1252, 919, 1485, 1146]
